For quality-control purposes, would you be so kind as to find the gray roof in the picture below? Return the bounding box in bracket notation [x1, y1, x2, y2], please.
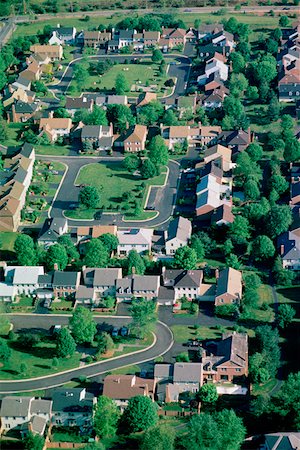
[30, 399, 52, 415]
[166, 216, 192, 243]
[83, 267, 121, 287]
[173, 362, 202, 383]
[14, 76, 31, 89]
[65, 96, 93, 110]
[158, 286, 175, 303]
[52, 271, 80, 287]
[38, 218, 67, 242]
[81, 125, 101, 139]
[132, 275, 160, 292]
[106, 95, 127, 105]
[0, 396, 32, 417]
[30, 415, 47, 435]
[51, 388, 95, 413]
[154, 363, 173, 379]
[75, 285, 95, 300]
[14, 167, 27, 184]
[38, 273, 53, 284]
[216, 332, 248, 368]
[119, 29, 134, 39]
[98, 136, 113, 148]
[20, 143, 34, 158]
[53, 26, 75, 36]
[14, 101, 37, 114]
[163, 269, 203, 288]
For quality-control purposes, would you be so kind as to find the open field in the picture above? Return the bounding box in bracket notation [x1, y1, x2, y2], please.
[65, 161, 167, 219]
[171, 324, 255, 344]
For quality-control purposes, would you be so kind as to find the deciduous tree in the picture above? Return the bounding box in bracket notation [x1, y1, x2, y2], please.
[56, 327, 76, 358]
[127, 249, 145, 275]
[121, 396, 158, 433]
[46, 244, 68, 271]
[14, 234, 37, 266]
[115, 72, 130, 95]
[0, 338, 11, 362]
[130, 298, 157, 339]
[197, 384, 218, 405]
[84, 239, 109, 268]
[252, 235, 275, 261]
[79, 186, 100, 209]
[69, 306, 96, 344]
[277, 304, 296, 329]
[174, 246, 197, 270]
[141, 425, 175, 450]
[93, 396, 120, 439]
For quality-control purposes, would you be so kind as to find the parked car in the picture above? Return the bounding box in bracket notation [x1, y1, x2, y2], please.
[145, 206, 155, 210]
[186, 339, 201, 347]
[120, 326, 129, 337]
[111, 327, 119, 337]
[44, 298, 52, 308]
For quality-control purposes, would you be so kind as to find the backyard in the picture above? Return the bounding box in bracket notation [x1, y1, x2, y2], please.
[65, 161, 167, 220]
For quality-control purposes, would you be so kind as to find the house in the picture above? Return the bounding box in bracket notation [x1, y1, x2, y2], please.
[277, 226, 300, 270]
[75, 285, 96, 306]
[160, 27, 186, 49]
[74, 224, 117, 246]
[117, 29, 136, 48]
[197, 54, 228, 85]
[103, 375, 155, 409]
[195, 173, 231, 219]
[117, 228, 153, 256]
[51, 388, 96, 428]
[164, 216, 192, 255]
[11, 75, 32, 92]
[49, 26, 77, 45]
[204, 144, 232, 172]
[81, 124, 113, 151]
[2, 86, 30, 109]
[197, 43, 230, 62]
[119, 125, 148, 152]
[211, 204, 234, 226]
[202, 86, 228, 110]
[39, 116, 72, 143]
[0, 396, 52, 435]
[215, 267, 242, 306]
[211, 30, 234, 50]
[30, 44, 63, 60]
[38, 218, 68, 248]
[173, 362, 203, 394]
[37, 273, 54, 301]
[52, 271, 81, 299]
[65, 96, 94, 117]
[83, 31, 100, 48]
[3, 265, 44, 297]
[161, 125, 221, 150]
[162, 268, 203, 301]
[142, 30, 160, 48]
[82, 267, 122, 297]
[116, 274, 160, 302]
[218, 128, 253, 156]
[197, 23, 224, 41]
[136, 92, 157, 108]
[154, 364, 174, 402]
[291, 181, 300, 206]
[10, 101, 40, 123]
[202, 332, 248, 383]
[260, 432, 300, 450]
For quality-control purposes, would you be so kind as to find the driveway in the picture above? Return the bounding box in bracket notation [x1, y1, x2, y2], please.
[0, 315, 173, 393]
[39, 155, 180, 229]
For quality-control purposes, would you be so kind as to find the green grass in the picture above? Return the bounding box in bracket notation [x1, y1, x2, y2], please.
[247, 284, 275, 323]
[35, 144, 71, 156]
[2, 124, 24, 148]
[252, 377, 278, 396]
[0, 339, 82, 380]
[0, 232, 19, 251]
[171, 324, 255, 345]
[65, 161, 167, 219]
[110, 364, 141, 375]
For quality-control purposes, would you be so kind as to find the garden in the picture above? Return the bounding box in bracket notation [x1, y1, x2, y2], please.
[65, 161, 167, 220]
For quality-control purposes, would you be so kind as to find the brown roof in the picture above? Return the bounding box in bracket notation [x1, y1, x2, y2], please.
[216, 267, 242, 299]
[91, 225, 117, 238]
[204, 144, 232, 162]
[125, 125, 147, 143]
[84, 31, 100, 40]
[103, 375, 155, 400]
[167, 126, 190, 138]
[30, 44, 62, 56]
[216, 332, 248, 368]
[39, 118, 72, 131]
[0, 197, 20, 215]
[211, 204, 234, 224]
[137, 92, 157, 107]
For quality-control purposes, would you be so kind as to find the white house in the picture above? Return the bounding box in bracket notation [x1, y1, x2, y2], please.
[173, 363, 203, 394]
[165, 216, 192, 255]
[83, 267, 122, 297]
[49, 26, 77, 45]
[117, 228, 153, 256]
[4, 266, 44, 296]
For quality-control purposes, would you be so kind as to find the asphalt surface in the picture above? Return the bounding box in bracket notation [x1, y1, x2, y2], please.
[0, 316, 173, 393]
[39, 155, 180, 229]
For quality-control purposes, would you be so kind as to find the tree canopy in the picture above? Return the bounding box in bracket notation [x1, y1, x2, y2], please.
[174, 246, 198, 270]
[84, 239, 109, 268]
[121, 395, 158, 433]
[56, 327, 76, 358]
[130, 298, 157, 339]
[79, 186, 100, 209]
[93, 395, 120, 439]
[46, 244, 68, 271]
[69, 306, 97, 344]
[14, 234, 37, 266]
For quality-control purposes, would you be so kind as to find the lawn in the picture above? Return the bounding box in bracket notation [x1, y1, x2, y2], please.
[35, 144, 71, 156]
[2, 124, 24, 148]
[247, 284, 275, 323]
[68, 60, 170, 97]
[0, 339, 82, 380]
[65, 161, 167, 219]
[110, 364, 141, 375]
[171, 324, 255, 345]
[0, 232, 19, 252]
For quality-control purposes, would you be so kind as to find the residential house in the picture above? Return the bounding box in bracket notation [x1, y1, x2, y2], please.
[49, 26, 77, 45]
[211, 204, 234, 226]
[278, 61, 300, 102]
[142, 30, 160, 48]
[80, 124, 113, 151]
[215, 267, 242, 306]
[52, 271, 80, 299]
[211, 30, 234, 50]
[74, 224, 117, 246]
[0, 396, 52, 435]
[51, 388, 96, 428]
[197, 43, 230, 62]
[164, 216, 192, 255]
[83, 31, 101, 48]
[204, 144, 232, 172]
[39, 116, 73, 142]
[218, 128, 253, 156]
[65, 96, 94, 117]
[154, 364, 174, 402]
[195, 173, 231, 219]
[3, 265, 44, 296]
[11, 75, 32, 92]
[136, 92, 157, 109]
[2, 86, 30, 109]
[173, 362, 203, 394]
[277, 224, 300, 270]
[103, 375, 155, 409]
[118, 125, 148, 152]
[117, 228, 153, 256]
[75, 285, 96, 306]
[82, 267, 122, 297]
[161, 125, 221, 150]
[10, 101, 40, 123]
[197, 23, 224, 42]
[202, 332, 248, 383]
[202, 85, 228, 110]
[260, 432, 300, 450]
[162, 267, 203, 301]
[38, 218, 68, 248]
[159, 27, 186, 49]
[117, 29, 136, 48]
[115, 274, 160, 302]
[30, 44, 63, 60]
[37, 273, 54, 301]
[197, 54, 228, 85]
[291, 181, 300, 206]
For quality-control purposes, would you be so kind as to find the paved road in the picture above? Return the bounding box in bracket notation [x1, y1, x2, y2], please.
[0, 316, 173, 393]
[0, 18, 15, 48]
[39, 155, 180, 229]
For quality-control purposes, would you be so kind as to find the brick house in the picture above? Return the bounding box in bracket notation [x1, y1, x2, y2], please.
[121, 125, 148, 152]
[103, 375, 155, 410]
[214, 267, 242, 306]
[52, 271, 80, 298]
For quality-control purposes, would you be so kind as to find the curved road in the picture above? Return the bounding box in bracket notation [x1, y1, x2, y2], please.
[0, 316, 173, 393]
[41, 155, 180, 228]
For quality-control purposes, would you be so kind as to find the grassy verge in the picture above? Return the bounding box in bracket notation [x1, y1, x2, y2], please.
[0, 232, 19, 251]
[252, 378, 278, 396]
[246, 284, 275, 323]
[171, 324, 255, 345]
[35, 144, 71, 156]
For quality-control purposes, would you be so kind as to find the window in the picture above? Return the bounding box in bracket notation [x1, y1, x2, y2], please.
[236, 368, 241, 372]
[221, 368, 226, 372]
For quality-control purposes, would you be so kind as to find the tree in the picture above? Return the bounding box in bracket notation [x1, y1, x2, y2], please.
[269, 372, 300, 429]
[99, 233, 119, 253]
[56, 327, 76, 358]
[127, 249, 145, 275]
[223, 238, 234, 256]
[17, 333, 40, 348]
[234, 152, 262, 185]
[96, 331, 114, 355]
[272, 256, 295, 286]
[23, 433, 45, 450]
[73, 65, 89, 91]
[148, 135, 169, 168]
[272, 27, 282, 41]
[46, 244, 68, 271]
[230, 52, 245, 73]
[141, 425, 175, 450]
[152, 48, 163, 63]
[121, 396, 158, 433]
[57, 235, 79, 263]
[229, 73, 248, 95]
[243, 272, 261, 290]
[246, 85, 259, 101]
[137, 101, 164, 126]
[115, 72, 130, 95]
[107, 104, 135, 133]
[79, 186, 100, 209]
[284, 138, 300, 163]
[268, 173, 288, 196]
[253, 54, 277, 85]
[123, 154, 140, 172]
[85, 106, 108, 126]
[140, 159, 157, 179]
[267, 95, 280, 121]
[198, 384, 218, 405]
[246, 143, 263, 162]
[244, 179, 260, 200]
[0, 337, 11, 362]
[277, 304, 296, 329]
[174, 246, 197, 270]
[229, 215, 251, 245]
[252, 235, 275, 261]
[243, 287, 259, 308]
[69, 306, 97, 344]
[162, 109, 178, 126]
[84, 239, 109, 268]
[186, 410, 246, 450]
[255, 325, 280, 378]
[14, 234, 37, 266]
[53, 107, 70, 118]
[130, 298, 157, 339]
[266, 205, 292, 238]
[279, 15, 289, 27]
[249, 352, 270, 384]
[226, 253, 242, 270]
[190, 236, 205, 262]
[93, 396, 120, 439]
[265, 38, 279, 55]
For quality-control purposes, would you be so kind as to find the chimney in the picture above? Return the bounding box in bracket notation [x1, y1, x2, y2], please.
[162, 266, 166, 274]
[215, 268, 219, 279]
[131, 266, 136, 274]
[54, 263, 59, 271]
[280, 245, 285, 256]
[49, 110, 54, 119]
[82, 265, 86, 272]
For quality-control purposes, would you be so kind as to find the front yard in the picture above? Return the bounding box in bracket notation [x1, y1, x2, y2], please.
[64, 161, 167, 220]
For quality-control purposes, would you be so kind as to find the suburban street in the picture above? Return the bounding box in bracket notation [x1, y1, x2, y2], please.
[0, 316, 173, 393]
[39, 155, 181, 229]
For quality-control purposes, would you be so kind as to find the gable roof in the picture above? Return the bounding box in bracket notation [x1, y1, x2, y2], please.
[173, 362, 202, 383]
[123, 125, 147, 143]
[117, 228, 152, 245]
[216, 267, 242, 299]
[0, 396, 32, 417]
[103, 374, 154, 400]
[166, 216, 192, 243]
[83, 267, 122, 287]
[216, 332, 248, 368]
[5, 266, 44, 284]
[52, 271, 80, 287]
[51, 388, 95, 413]
[163, 269, 203, 288]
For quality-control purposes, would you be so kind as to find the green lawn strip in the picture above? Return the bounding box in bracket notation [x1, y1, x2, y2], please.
[65, 162, 167, 219]
[0, 232, 19, 251]
[110, 364, 141, 375]
[2, 124, 24, 147]
[122, 211, 157, 221]
[35, 144, 71, 156]
[0, 340, 82, 380]
[251, 377, 278, 396]
[171, 325, 255, 345]
[246, 284, 275, 323]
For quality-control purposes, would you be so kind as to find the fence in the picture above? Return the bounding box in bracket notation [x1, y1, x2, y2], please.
[46, 443, 86, 449]
[158, 409, 195, 417]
